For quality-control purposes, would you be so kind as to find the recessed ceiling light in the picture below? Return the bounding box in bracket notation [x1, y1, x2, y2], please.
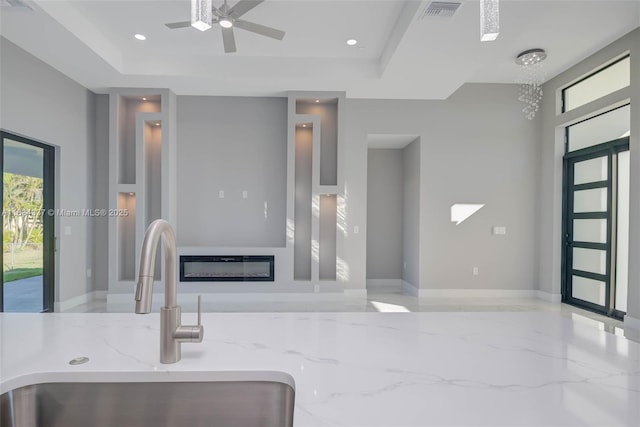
[134, 34, 146, 41]
[346, 39, 358, 46]
[129, 192, 134, 196]
[302, 124, 307, 127]
[142, 97, 147, 101]
[315, 99, 320, 103]
[219, 18, 233, 28]
[155, 122, 160, 126]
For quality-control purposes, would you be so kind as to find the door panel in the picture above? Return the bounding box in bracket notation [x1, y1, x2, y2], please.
[573, 156, 607, 185]
[563, 137, 629, 317]
[572, 247, 607, 275]
[571, 276, 606, 306]
[1, 132, 54, 312]
[573, 188, 607, 213]
[572, 219, 607, 243]
[614, 150, 630, 313]
[564, 151, 611, 314]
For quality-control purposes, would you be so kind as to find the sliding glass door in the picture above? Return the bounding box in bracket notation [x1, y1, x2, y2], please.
[1, 131, 55, 312]
[563, 137, 629, 318]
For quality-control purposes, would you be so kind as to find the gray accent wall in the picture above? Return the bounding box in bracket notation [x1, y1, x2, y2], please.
[402, 139, 420, 288]
[296, 102, 338, 186]
[345, 83, 541, 293]
[294, 127, 313, 280]
[176, 96, 287, 247]
[366, 149, 404, 280]
[0, 37, 96, 303]
[93, 94, 110, 291]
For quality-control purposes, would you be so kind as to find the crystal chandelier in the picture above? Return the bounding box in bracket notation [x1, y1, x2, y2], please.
[480, 0, 499, 41]
[516, 49, 547, 120]
[191, 0, 212, 32]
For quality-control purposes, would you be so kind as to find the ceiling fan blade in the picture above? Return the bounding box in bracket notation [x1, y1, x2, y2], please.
[234, 19, 285, 40]
[212, 5, 223, 17]
[221, 27, 237, 53]
[165, 21, 192, 29]
[228, 0, 264, 18]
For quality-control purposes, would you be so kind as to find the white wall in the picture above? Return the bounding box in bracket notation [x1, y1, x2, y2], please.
[93, 94, 109, 291]
[366, 149, 404, 280]
[402, 139, 420, 288]
[0, 37, 96, 303]
[176, 96, 287, 248]
[345, 84, 541, 293]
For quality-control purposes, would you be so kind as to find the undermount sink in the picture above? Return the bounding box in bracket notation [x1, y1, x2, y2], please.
[1, 372, 295, 427]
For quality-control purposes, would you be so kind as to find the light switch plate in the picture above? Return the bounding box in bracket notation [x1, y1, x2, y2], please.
[493, 226, 507, 235]
[218, 190, 224, 199]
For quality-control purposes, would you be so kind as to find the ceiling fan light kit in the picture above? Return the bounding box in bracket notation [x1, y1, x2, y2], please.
[219, 18, 233, 28]
[168, 0, 286, 53]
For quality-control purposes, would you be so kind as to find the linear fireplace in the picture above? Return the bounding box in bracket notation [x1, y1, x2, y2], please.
[179, 255, 275, 282]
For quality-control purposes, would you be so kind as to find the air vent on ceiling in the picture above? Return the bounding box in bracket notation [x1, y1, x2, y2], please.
[419, 1, 461, 19]
[1, 0, 32, 10]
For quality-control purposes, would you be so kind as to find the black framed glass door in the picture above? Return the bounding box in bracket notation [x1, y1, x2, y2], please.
[1, 131, 55, 312]
[563, 137, 629, 318]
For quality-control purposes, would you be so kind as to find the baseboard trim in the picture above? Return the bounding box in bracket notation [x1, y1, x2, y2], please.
[366, 279, 402, 291]
[343, 289, 367, 299]
[55, 291, 106, 312]
[624, 315, 640, 331]
[418, 289, 538, 299]
[107, 291, 349, 307]
[401, 280, 419, 297]
[535, 290, 562, 303]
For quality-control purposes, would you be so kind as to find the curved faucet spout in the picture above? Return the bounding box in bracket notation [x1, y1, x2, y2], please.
[135, 219, 178, 313]
[134, 219, 203, 364]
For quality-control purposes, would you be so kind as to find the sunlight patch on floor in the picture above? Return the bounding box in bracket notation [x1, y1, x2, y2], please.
[370, 300, 411, 312]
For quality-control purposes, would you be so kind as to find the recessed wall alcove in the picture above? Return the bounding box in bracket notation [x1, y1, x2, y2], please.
[366, 135, 421, 293]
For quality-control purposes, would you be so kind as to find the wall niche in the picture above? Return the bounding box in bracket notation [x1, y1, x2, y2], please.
[289, 93, 344, 286]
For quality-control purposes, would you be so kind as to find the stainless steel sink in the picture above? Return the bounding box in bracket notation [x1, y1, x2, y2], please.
[1, 374, 295, 427]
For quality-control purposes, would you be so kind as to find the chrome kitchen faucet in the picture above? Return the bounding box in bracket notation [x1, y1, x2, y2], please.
[135, 219, 203, 363]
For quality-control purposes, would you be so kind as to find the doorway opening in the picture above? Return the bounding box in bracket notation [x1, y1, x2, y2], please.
[1, 131, 55, 312]
[366, 135, 420, 294]
[562, 106, 629, 319]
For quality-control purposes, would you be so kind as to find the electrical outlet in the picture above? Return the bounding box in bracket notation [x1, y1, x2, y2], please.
[218, 190, 224, 199]
[242, 190, 248, 199]
[314, 284, 320, 293]
[353, 226, 359, 234]
[472, 267, 479, 276]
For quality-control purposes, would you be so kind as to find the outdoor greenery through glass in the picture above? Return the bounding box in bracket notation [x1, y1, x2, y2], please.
[3, 172, 44, 282]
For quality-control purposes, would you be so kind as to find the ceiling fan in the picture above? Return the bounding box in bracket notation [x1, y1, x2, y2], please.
[165, 0, 285, 53]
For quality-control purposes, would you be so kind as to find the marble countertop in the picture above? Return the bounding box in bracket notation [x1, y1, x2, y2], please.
[1, 311, 639, 426]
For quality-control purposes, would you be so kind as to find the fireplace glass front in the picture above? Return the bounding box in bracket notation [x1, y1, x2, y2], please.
[180, 256, 275, 282]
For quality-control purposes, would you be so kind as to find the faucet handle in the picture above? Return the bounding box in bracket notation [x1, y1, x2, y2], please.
[197, 295, 202, 326]
[174, 295, 204, 343]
